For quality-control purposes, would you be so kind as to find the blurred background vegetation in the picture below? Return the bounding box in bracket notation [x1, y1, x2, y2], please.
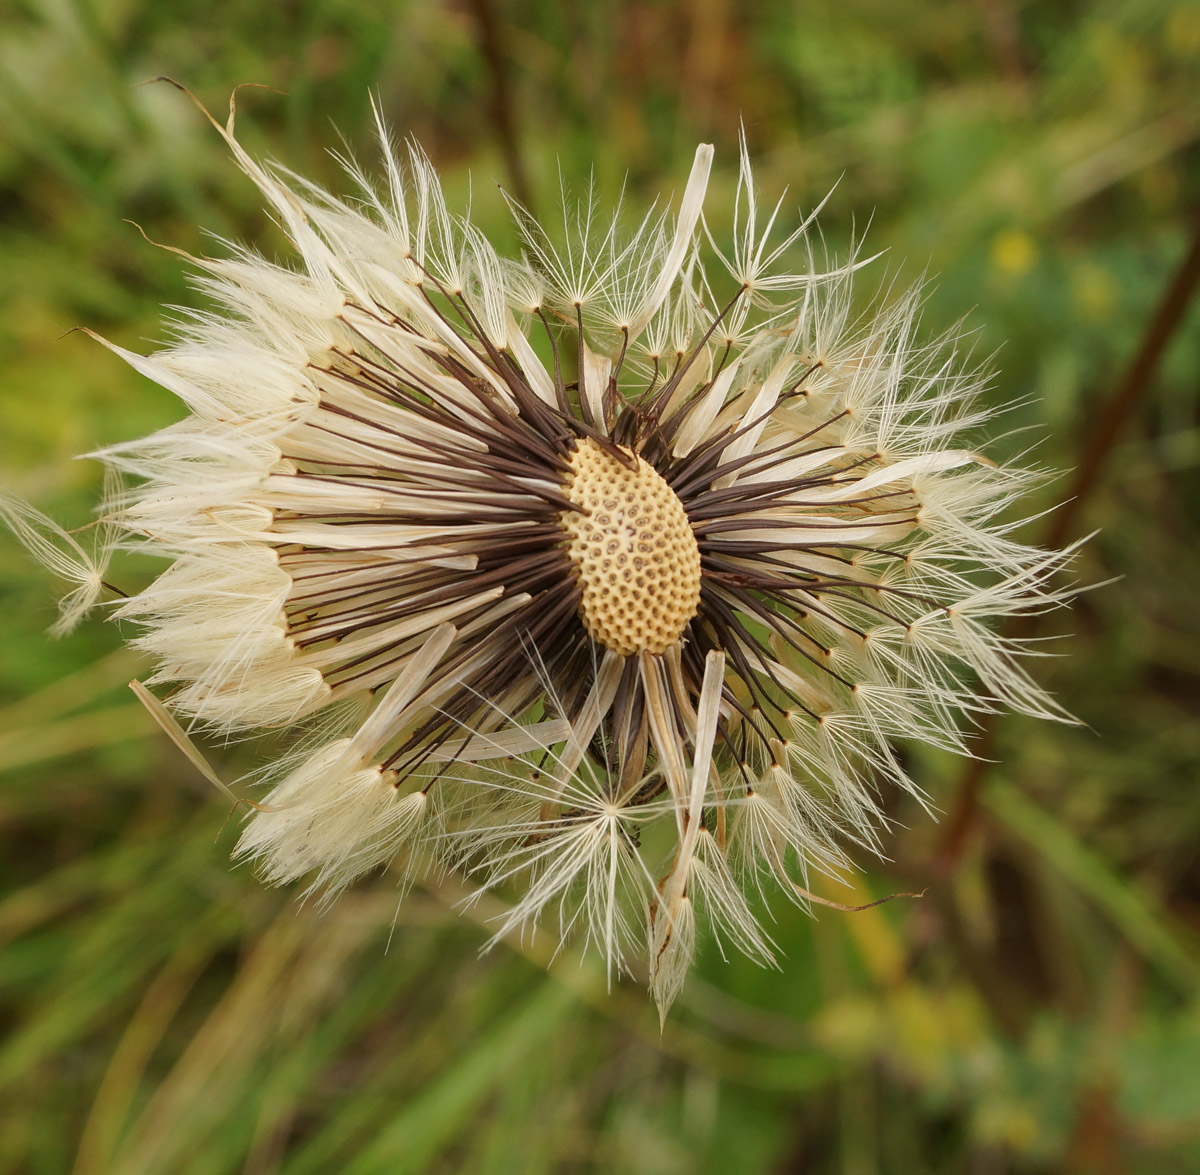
[1, 0, 1199, 1171]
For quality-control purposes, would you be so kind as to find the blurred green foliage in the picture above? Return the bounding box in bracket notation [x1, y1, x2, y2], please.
[1, 0, 1199, 1172]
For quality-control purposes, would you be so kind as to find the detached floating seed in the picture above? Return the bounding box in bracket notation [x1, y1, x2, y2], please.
[559, 437, 702, 656]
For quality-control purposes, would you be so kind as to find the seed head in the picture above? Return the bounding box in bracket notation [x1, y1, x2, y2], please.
[4, 95, 1082, 1019]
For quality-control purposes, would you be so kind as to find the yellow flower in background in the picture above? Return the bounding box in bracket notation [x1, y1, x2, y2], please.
[1071, 262, 1119, 321]
[991, 230, 1037, 277]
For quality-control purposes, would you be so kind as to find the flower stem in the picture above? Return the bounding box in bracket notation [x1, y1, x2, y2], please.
[937, 201, 1200, 872]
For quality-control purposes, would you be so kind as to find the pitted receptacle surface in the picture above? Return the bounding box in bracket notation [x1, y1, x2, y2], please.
[559, 438, 702, 656]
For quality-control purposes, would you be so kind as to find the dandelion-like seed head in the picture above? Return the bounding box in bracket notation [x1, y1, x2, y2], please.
[18, 93, 1081, 1018]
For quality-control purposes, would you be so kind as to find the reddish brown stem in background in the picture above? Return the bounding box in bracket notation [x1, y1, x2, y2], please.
[464, 0, 535, 213]
[937, 203, 1200, 873]
[1045, 203, 1200, 550]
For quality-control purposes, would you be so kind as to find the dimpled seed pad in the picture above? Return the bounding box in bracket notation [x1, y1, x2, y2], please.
[560, 437, 702, 656]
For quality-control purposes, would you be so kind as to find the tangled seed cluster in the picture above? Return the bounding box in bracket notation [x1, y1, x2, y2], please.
[560, 438, 702, 656]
